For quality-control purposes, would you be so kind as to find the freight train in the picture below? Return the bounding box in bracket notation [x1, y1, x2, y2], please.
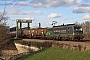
[22, 24, 84, 41]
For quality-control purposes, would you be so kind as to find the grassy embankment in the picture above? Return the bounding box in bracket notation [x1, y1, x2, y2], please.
[19, 48, 90, 60]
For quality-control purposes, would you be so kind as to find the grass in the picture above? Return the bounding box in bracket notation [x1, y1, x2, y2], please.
[19, 48, 90, 60]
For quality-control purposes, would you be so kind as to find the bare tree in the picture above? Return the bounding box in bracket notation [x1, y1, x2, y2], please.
[0, 5, 17, 56]
[0, 4, 9, 25]
[74, 22, 80, 25]
[0, 5, 9, 42]
[81, 21, 90, 38]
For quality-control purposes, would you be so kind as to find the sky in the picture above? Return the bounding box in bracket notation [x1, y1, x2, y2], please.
[0, 0, 90, 28]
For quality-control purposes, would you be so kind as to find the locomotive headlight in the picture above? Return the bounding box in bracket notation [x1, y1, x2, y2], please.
[80, 28, 82, 31]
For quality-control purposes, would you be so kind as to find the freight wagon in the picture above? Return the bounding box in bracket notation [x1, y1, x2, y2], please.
[22, 28, 47, 39]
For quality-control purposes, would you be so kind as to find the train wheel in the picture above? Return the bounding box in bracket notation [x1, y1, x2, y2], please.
[78, 38, 80, 41]
[70, 37, 74, 41]
[77, 37, 80, 41]
[56, 37, 59, 41]
[29, 35, 32, 39]
[60, 37, 62, 41]
[53, 36, 56, 40]
[46, 37, 49, 40]
[41, 36, 45, 39]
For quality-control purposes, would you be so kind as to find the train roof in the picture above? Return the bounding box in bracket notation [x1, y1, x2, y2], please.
[53, 24, 76, 28]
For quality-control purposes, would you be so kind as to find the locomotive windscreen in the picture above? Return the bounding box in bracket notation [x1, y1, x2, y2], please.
[74, 26, 83, 34]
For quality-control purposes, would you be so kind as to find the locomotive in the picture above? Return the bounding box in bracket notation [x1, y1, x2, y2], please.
[22, 24, 84, 41]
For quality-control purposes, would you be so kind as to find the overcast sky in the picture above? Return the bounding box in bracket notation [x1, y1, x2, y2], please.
[0, 0, 90, 28]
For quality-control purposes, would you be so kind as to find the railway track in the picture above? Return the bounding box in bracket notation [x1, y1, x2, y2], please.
[84, 40, 90, 43]
[20, 39, 90, 51]
[21, 38, 90, 43]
